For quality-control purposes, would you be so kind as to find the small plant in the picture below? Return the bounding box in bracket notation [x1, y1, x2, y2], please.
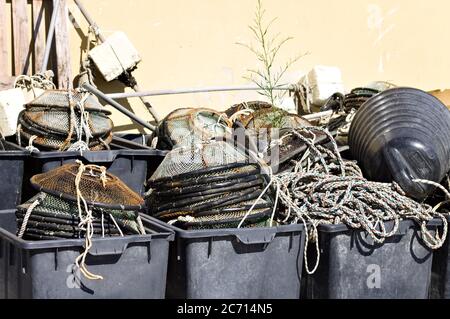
[238, 0, 306, 107]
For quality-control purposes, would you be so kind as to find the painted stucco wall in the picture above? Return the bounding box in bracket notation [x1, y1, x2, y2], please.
[63, 0, 450, 130]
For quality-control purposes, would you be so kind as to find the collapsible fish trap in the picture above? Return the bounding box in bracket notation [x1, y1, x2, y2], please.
[17, 162, 145, 280]
[145, 140, 274, 229]
[17, 90, 113, 152]
[226, 104, 314, 171]
[154, 107, 231, 150]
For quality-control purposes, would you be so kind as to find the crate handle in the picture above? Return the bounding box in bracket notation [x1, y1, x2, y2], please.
[235, 229, 277, 245]
[81, 151, 118, 163]
[88, 240, 129, 256]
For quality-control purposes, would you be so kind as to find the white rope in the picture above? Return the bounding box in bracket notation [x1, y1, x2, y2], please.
[109, 213, 124, 237]
[74, 160, 106, 281]
[26, 135, 40, 153]
[18, 194, 47, 239]
[14, 72, 56, 92]
[238, 165, 276, 229]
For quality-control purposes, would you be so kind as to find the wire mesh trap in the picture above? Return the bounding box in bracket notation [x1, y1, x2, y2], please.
[145, 140, 276, 229]
[17, 161, 145, 280]
[319, 87, 380, 146]
[226, 104, 315, 169]
[153, 107, 231, 150]
[224, 100, 273, 122]
[17, 90, 114, 152]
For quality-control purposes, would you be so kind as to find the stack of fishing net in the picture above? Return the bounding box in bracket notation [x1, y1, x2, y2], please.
[226, 102, 313, 171]
[224, 101, 272, 122]
[17, 161, 145, 241]
[153, 107, 231, 150]
[16, 161, 145, 279]
[17, 90, 113, 152]
[320, 88, 380, 145]
[145, 140, 275, 230]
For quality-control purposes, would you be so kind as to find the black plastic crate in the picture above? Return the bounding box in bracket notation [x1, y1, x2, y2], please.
[0, 141, 29, 210]
[0, 210, 174, 299]
[306, 219, 441, 299]
[430, 215, 450, 299]
[145, 216, 306, 299]
[23, 148, 166, 201]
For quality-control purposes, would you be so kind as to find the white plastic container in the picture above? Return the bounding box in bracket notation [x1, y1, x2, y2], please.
[301, 66, 345, 109]
[89, 31, 141, 82]
[0, 88, 25, 136]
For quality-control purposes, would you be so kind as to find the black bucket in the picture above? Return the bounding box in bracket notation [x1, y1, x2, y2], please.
[306, 219, 441, 299]
[349, 87, 450, 200]
[430, 215, 450, 299]
[0, 141, 29, 210]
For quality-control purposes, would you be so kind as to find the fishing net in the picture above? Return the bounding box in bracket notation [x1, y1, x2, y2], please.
[145, 140, 275, 229]
[31, 162, 143, 209]
[17, 90, 113, 152]
[17, 161, 145, 280]
[240, 106, 310, 131]
[320, 88, 380, 146]
[225, 101, 273, 122]
[270, 127, 448, 274]
[17, 194, 141, 240]
[227, 105, 313, 169]
[154, 107, 231, 150]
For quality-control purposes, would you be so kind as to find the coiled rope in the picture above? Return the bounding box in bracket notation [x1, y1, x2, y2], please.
[272, 127, 448, 274]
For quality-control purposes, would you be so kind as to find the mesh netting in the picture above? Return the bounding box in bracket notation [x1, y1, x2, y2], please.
[19, 123, 112, 151]
[182, 207, 272, 230]
[27, 90, 110, 113]
[241, 107, 310, 130]
[231, 106, 313, 161]
[155, 107, 230, 150]
[31, 163, 144, 209]
[17, 90, 113, 151]
[145, 140, 274, 229]
[21, 107, 112, 137]
[225, 101, 273, 122]
[18, 161, 145, 280]
[150, 141, 249, 181]
[17, 193, 142, 240]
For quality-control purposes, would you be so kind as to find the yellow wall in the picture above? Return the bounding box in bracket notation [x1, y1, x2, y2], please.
[64, 0, 450, 131]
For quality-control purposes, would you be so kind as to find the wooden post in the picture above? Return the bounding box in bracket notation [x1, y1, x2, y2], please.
[54, 0, 72, 89]
[0, 1, 9, 75]
[32, 0, 46, 74]
[11, 0, 30, 75]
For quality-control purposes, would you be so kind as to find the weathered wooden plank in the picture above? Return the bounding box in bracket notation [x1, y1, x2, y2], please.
[54, 0, 72, 89]
[0, 1, 9, 77]
[11, 0, 30, 75]
[32, 0, 46, 73]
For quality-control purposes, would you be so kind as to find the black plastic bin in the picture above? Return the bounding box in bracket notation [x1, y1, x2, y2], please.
[0, 141, 29, 210]
[430, 215, 450, 299]
[24, 148, 166, 200]
[0, 210, 174, 299]
[147, 216, 306, 299]
[306, 219, 440, 299]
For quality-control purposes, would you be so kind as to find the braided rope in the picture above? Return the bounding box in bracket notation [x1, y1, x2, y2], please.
[273, 127, 448, 274]
[14, 72, 56, 92]
[17, 193, 47, 238]
[74, 160, 112, 281]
